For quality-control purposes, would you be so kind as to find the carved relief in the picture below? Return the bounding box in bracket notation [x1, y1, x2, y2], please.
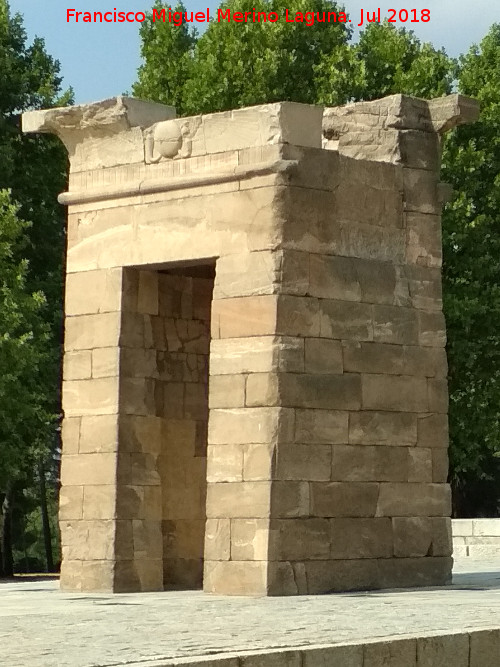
[144, 119, 192, 163]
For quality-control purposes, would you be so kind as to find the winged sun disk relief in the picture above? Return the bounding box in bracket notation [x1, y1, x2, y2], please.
[144, 119, 192, 163]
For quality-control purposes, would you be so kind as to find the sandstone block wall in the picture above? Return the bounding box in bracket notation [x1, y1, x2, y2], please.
[25, 94, 478, 595]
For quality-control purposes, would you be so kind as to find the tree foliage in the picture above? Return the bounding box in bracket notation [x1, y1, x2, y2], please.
[134, 8, 455, 113]
[0, 191, 49, 487]
[441, 24, 500, 514]
[0, 0, 71, 573]
[134, 0, 354, 114]
[133, 1, 197, 113]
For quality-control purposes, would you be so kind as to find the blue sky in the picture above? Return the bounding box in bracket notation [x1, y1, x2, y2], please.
[9, 0, 498, 104]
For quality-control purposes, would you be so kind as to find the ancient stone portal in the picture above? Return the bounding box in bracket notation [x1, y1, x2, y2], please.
[23, 93, 478, 595]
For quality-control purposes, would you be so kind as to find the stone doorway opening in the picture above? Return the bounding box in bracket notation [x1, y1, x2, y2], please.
[123, 261, 215, 591]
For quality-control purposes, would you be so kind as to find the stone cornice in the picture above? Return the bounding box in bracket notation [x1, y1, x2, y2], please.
[58, 159, 299, 206]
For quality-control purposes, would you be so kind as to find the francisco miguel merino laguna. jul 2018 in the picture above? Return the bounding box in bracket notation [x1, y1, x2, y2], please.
[66, 7, 432, 26]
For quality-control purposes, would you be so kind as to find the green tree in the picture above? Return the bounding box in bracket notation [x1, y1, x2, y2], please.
[315, 23, 456, 106]
[133, 1, 197, 113]
[441, 24, 500, 515]
[0, 0, 71, 573]
[135, 0, 353, 115]
[0, 190, 51, 576]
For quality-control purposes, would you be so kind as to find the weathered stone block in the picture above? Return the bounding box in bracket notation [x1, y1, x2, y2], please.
[115, 485, 161, 521]
[408, 448, 433, 482]
[209, 374, 246, 408]
[376, 483, 451, 517]
[120, 348, 157, 378]
[119, 446, 161, 485]
[119, 415, 162, 454]
[419, 311, 446, 347]
[80, 559, 115, 592]
[304, 558, 379, 593]
[349, 411, 417, 446]
[83, 485, 117, 520]
[432, 450, 449, 483]
[64, 350, 92, 380]
[364, 638, 417, 667]
[302, 645, 363, 667]
[469, 630, 500, 667]
[62, 416, 81, 454]
[65, 312, 121, 351]
[60, 519, 115, 560]
[132, 519, 162, 559]
[304, 338, 343, 374]
[59, 485, 84, 521]
[332, 445, 409, 482]
[309, 255, 362, 301]
[206, 482, 271, 518]
[403, 168, 440, 215]
[243, 444, 276, 481]
[137, 271, 159, 315]
[331, 518, 393, 559]
[355, 259, 399, 306]
[92, 347, 120, 378]
[343, 342, 446, 378]
[231, 518, 269, 560]
[319, 300, 373, 341]
[242, 650, 302, 667]
[277, 296, 321, 337]
[404, 265, 442, 311]
[207, 444, 243, 482]
[208, 408, 294, 445]
[372, 305, 419, 344]
[393, 517, 432, 557]
[203, 560, 268, 595]
[65, 268, 122, 316]
[310, 482, 379, 518]
[337, 222, 406, 264]
[79, 414, 118, 453]
[281, 373, 362, 410]
[362, 375, 428, 412]
[269, 518, 331, 560]
[430, 517, 452, 556]
[406, 212, 442, 268]
[428, 379, 448, 413]
[416, 633, 469, 667]
[270, 481, 310, 518]
[63, 378, 119, 416]
[378, 556, 452, 588]
[417, 413, 448, 448]
[120, 377, 157, 416]
[61, 453, 117, 486]
[295, 409, 348, 444]
[184, 383, 208, 420]
[214, 249, 309, 299]
[268, 560, 308, 595]
[245, 373, 280, 407]
[211, 296, 277, 338]
[276, 443, 331, 481]
[210, 336, 304, 375]
[204, 518, 230, 561]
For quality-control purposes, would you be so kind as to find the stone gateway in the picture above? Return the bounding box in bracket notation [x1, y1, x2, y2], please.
[23, 93, 479, 595]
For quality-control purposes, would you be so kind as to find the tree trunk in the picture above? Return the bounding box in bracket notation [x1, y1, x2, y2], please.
[2, 484, 14, 577]
[38, 460, 54, 572]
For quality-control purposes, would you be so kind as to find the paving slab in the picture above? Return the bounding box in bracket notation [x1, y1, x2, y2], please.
[1, 558, 500, 667]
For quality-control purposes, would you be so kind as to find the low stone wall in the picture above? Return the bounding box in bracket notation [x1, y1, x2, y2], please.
[453, 519, 500, 557]
[123, 629, 500, 667]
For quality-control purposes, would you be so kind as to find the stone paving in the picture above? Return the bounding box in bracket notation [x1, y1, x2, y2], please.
[1, 558, 500, 667]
